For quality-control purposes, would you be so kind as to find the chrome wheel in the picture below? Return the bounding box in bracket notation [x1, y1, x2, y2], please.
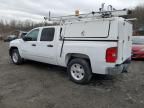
[70, 64, 85, 81]
[12, 52, 18, 63]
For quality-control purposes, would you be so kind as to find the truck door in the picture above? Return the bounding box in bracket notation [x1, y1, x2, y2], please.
[21, 29, 40, 60]
[118, 21, 132, 63]
[36, 27, 57, 65]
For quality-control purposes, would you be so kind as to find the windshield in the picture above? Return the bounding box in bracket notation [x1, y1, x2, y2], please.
[132, 37, 144, 44]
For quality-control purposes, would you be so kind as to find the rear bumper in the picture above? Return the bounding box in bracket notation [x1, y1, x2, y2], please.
[106, 58, 131, 75]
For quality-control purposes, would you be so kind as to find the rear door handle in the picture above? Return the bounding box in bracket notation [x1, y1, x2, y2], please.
[32, 44, 36, 46]
[47, 45, 53, 47]
[128, 36, 130, 41]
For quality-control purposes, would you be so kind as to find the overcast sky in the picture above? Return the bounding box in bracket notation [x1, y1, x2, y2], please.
[0, 0, 143, 22]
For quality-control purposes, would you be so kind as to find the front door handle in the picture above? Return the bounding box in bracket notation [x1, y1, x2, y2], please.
[32, 44, 36, 46]
[47, 45, 53, 47]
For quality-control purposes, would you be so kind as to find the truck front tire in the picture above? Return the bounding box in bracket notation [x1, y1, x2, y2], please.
[67, 58, 92, 84]
[10, 49, 23, 65]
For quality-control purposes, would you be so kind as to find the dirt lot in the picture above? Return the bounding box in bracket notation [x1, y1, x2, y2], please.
[0, 41, 144, 108]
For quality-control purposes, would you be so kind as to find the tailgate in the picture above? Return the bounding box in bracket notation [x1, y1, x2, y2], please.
[117, 21, 132, 64]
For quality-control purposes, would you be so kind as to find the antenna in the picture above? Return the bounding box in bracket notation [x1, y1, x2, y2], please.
[49, 11, 51, 21]
[100, 3, 105, 12]
[44, 11, 51, 21]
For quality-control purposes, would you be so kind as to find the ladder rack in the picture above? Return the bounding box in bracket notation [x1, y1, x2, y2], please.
[44, 4, 132, 24]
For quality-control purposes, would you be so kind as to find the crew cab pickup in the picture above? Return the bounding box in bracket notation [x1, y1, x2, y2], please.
[9, 10, 132, 84]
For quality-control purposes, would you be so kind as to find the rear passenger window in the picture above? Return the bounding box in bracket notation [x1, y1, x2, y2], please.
[40, 28, 55, 41]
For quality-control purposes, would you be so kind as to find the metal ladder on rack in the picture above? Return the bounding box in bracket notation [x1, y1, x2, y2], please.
[44, 3, 132, 25]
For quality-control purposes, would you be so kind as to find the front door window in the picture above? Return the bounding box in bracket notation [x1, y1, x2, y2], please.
[26, 29, 39, 41]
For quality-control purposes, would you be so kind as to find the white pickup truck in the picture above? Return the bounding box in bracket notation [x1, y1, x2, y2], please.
[9, 9, 132, 84]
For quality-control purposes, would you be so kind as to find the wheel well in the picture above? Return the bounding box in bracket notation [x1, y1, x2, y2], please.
[9, 47, 18, 55]
[66, 53, 91, 66]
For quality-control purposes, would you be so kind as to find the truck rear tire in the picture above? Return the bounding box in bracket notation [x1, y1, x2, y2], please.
[10, 49, 23, 65]
[67, 58, 92, 84]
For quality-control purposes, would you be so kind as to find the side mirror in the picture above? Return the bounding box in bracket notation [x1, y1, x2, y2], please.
[22, 36, 32, 41]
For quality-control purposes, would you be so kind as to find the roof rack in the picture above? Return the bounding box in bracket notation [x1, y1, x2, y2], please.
[44, 3, 132, 24]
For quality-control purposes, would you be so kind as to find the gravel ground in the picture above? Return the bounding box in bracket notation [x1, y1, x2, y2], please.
[0, 41, 144, 108]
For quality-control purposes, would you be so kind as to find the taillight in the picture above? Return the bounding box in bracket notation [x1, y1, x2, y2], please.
[106, 47, 117, 63]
